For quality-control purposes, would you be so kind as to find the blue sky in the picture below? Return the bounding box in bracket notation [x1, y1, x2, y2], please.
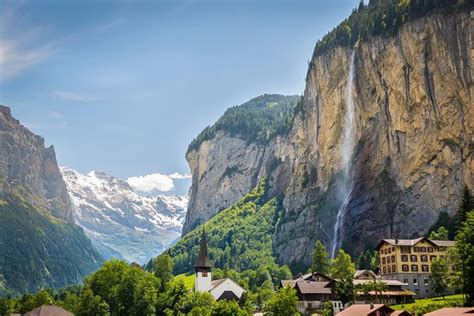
[0, 0, 359, 195]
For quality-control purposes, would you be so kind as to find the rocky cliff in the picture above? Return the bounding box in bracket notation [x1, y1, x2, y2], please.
[0, 106, 102, 294]
[61, 167, 187, 263]
[183, 11, 473, 269]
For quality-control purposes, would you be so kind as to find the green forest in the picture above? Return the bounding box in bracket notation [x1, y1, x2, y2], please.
[310, 0, 472, 64]
[187, 94, 300, 152]
[0, 195, 102, 295]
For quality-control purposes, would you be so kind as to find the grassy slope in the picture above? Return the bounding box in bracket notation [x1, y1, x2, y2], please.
[173, 274, 196, 290]
[391, 294, 464, 313]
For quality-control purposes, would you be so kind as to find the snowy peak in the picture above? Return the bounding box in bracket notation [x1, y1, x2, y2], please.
[60, 167, 187, 264]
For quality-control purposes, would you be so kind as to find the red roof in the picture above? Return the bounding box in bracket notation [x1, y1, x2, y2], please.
[337, 304, 394, 316]
[424, 307, 474, 316]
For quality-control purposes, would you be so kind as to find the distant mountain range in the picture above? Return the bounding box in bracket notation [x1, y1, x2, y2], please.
[61, 167, 187, 264]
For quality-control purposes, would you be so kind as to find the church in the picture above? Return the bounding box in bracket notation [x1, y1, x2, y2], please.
[194, 229, 245, 301]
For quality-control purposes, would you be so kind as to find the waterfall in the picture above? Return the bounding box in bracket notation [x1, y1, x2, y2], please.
[330, 51, 356, 259]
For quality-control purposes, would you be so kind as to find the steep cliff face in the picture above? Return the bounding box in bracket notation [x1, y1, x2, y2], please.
[0, 106, 102, 294]
[0, 106, 73, 220]
[184, 11, 473, 268]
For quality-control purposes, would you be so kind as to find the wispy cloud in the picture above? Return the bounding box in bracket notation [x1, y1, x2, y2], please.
[23, 110, 68, 132]
[0, 4, 57, 80]
[127, 172, 191, 193]
[53, 90, 102, 102]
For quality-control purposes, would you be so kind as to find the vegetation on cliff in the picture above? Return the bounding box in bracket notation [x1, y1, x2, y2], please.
[187, 94, 300, 153]
[310, 0, 472, 65]
[0, 195, 102, 295]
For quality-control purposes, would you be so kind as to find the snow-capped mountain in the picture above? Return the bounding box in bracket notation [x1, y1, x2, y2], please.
[60, 167, 187, 264]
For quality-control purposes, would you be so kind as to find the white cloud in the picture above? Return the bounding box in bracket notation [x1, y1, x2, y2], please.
[53, 90, 102, 102]
[169, 172, 192, 179]
[127, 172, 191, 193]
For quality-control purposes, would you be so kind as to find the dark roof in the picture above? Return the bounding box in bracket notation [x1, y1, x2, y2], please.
[25, 305, 73, 316]
[217, 290, 240, 301]
[194, 228, 212, 268]
[295, 281, 333, 294]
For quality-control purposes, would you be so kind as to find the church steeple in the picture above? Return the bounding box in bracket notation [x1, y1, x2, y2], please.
[194, 226, 212, 292]
[194, 227, 212, 270]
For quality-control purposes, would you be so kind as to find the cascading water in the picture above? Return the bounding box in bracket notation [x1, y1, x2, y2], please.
[330, 51, 356, 259]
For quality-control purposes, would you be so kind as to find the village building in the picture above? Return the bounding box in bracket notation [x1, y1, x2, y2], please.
[376, 237, 455, 298]
[23, 305, 73, 316]
[353, 270, 416, 305]
[280, 272, 344, 314]
[194, 229, 245, 301]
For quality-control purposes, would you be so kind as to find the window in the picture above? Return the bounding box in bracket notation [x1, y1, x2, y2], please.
[382, 257, 386, 264]
[428, 247, 434, 252]
[202, 271, 208, 277]
[387, 257, 391, 264]
[414, 247, 420, 252]
[402, 265, 409, 272]
[401, 255, 408, 262]
[388, 266, 391, 273]
[392, 265, 396, 272]
[422, 265, 429, 272]
[391, 255, 396, 263]
[411, 265, 418, 272]
[401, 246, 411, 254]
[430, 255, 437, 261]
[424, 277, 429, 285]
[388, 248, 391, 254]
[421, 255, 428, 262]
[383, 267, 387, 274]
[411, 255, 418, 262]
[413, 278, 418, 285]
[392, 247, 396, 252]
[421, 247, 427, 252]
[404, 278, 409, 284]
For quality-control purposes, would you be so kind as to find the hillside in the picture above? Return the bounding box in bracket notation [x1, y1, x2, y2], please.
[0, 106, 102, 294]
[183, 1, 473, 270]
[168, 180, 279, 274]
[61, 167, 187, 263]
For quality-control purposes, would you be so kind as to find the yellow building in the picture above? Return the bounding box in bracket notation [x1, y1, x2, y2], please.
[375, 237, 455, 298]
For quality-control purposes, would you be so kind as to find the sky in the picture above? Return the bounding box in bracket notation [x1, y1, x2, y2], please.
[0, 0, 359, 196]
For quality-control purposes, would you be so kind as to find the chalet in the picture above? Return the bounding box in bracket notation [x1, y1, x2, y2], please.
[194, 228, 245, 301]
[353, 270, 416, 305]
[24, 305, 73, 316]
[280, 272, 344, 314]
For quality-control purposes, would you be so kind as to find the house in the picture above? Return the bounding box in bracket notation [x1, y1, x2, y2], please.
[24, 305, 73, 316]
[280, 272, 343, 314]
[375, 237, 455, 298]
[337, 304, 411, 316]
[424, 307, 474, 315]
[194, 228, 245, 301]
[353, 270, 416, 305]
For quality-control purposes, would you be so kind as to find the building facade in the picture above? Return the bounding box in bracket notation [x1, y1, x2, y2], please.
[375, 238, 455, 298]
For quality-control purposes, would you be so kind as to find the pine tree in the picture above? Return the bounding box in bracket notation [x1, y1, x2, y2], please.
[457, 185, 474, 228]
[312, 240, 331, 275]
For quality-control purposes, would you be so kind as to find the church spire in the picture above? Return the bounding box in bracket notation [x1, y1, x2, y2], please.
[194, 226, 212, 269]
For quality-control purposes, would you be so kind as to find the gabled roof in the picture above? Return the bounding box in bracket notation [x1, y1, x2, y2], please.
[295, 281, 333, 294]
[209, 278, 246, 293]
[354, 270, 377, 279]
[280, 280, 296, 288]
[337, 304, 394, 316]
[194, 228, 212, 269]
[25, 305, 73, 316]
[375, 237, 441, 250]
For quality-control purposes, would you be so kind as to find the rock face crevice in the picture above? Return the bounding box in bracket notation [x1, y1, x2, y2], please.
[184, 11, 473, 268]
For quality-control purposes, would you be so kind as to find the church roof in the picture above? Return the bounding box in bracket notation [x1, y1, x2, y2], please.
[194, 228, 212, 268]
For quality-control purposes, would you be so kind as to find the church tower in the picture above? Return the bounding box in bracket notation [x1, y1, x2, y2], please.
[194, 227, 212, 292]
